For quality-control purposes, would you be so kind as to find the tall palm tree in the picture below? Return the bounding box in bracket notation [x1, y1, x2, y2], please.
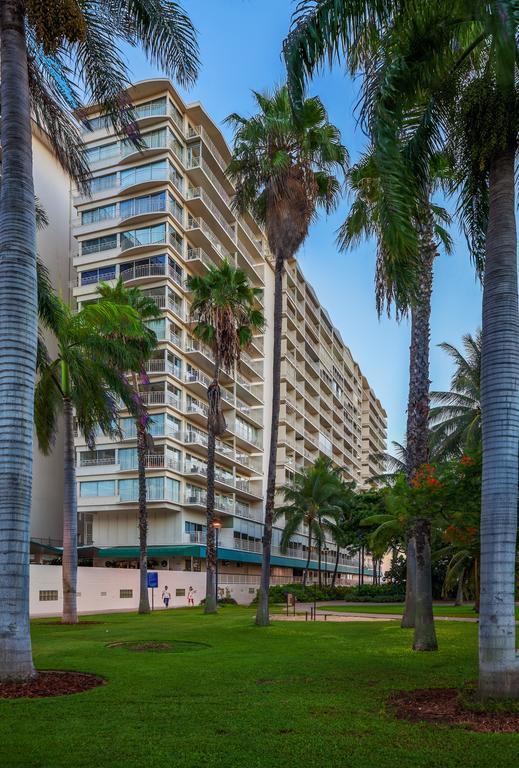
[98, 279, 161, 615]
[275, 458, 342, 587]
[187, 260, 264, 614]
[324, 481, 357, 588]
[227, 85, 347, 625]
[340, 150, 451, 649]
[35, 298, 149, 624]
[0, 0, 198, 680]
[285, 0, 519, 699]
[429, 332, 481, 460]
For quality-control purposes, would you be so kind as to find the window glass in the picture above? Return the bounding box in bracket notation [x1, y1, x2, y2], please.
[81, 204, 116, 225]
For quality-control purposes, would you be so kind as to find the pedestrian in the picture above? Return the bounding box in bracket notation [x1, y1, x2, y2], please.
[187, 586, 196, 606]
[162, 586, 172, 608]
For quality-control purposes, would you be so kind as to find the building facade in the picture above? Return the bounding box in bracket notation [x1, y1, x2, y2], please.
[31, 127, 74, 546]
[68, 79, 386, 588]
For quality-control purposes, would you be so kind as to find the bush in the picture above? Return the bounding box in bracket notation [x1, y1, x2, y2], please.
[250, 583, 405, 605]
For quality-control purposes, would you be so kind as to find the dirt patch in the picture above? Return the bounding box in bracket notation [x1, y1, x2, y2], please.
[0, 670, 105, 699]
[106, 639, 210, 653]
[390, 688, 519, 733]
[38, 621, 105, 627]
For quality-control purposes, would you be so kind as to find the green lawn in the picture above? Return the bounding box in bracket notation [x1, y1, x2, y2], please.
[319, 603, 519, 619]
[1, 607, 517, 768]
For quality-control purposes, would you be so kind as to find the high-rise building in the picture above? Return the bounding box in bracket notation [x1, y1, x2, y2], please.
[31, 126, 74, 547]
[70, 79, 386, 587]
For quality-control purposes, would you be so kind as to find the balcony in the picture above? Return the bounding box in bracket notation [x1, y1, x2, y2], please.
[186, 125, 229, 175]
[139, 390, 181, 409]
[185, 186, 236, 247]
[119, 166, 183, 196]
[186, 216, 230, 264]
[120, 132, 183, 166]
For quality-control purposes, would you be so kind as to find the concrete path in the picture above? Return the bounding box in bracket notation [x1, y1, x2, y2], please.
[278, 601, 479, 623]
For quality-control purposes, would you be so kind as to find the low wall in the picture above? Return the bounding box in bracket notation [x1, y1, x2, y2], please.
[30, 565, 257, 616]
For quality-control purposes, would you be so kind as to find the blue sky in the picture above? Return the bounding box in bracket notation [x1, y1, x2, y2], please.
[125, 0, 482, 448]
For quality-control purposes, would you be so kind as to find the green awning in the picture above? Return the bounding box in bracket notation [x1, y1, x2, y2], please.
[97, 545, 371, 576]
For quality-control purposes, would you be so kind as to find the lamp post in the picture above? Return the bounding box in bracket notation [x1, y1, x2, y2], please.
[212, 519, 222, 604]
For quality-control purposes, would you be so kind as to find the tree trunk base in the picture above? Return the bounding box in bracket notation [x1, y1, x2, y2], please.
[412, 636, 438, 652]
[138, 604, 151, 615]
[479, 666, 519, 700]
[401, 614, 415, 629]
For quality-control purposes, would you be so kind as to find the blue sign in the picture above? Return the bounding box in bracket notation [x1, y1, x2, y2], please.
[147, 572, 158, 589]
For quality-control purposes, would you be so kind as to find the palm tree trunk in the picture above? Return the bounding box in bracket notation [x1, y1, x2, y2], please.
[360, 545, 365, 586]
[412, 519, 437, 650]
[137, 420, 150, 614]
[404, 222, 438, 651]
[302, 530, 312, 587]
[454, 569, 464, 607]
[256, 252, 284, 626]
[62, 396, 78, 624]
[204, 357, 221, 615]
[318, 539, 322, 588]
[0, 0, 37, 681]
[401, 537, 417, 628]
[479, 145, 519, 698]
[331, 545, 340, 589]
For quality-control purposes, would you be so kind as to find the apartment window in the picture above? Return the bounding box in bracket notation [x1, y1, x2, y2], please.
[81, 234, 117, 256]
[89, 172, 117, 194]
[170, 165, 183, 193]
[146, 318, 166, 340]
[134, 97, 167, 119]
[235, 417, 259, 445]
[165, 478, 180, 502]
[120, 589, 133, 599]
[120, 223, 166, 250]
[120, 160, 168, 188]
[185, 521, 206, 534]
[170, 226, 183, 255]
[85, 141, 119, 163]
[119, 476, 171, 502]
[120, 254, 166, 282]
[169, 195, 183, 225]
[80, 265, 116, 286]
[169, 352, 182, 379]
[84, 114, 110, 131]
[120, 191, 166, 219]
[170, 102, 183, 128]
[318, 433, 333, 458]
[80, 480, 116, 497]
[81, 203, 117, 225]
[119, 448, 137, 471]
[39, 590, 58, 601]
[79, 449, 116, 467]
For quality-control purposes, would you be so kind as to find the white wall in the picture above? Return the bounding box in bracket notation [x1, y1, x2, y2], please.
[31, 131, 74, 543]
[30, 565, 257, 615]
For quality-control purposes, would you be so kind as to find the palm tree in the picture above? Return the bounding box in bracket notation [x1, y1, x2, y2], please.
[35, 298, 149, 623]
[429, 332, 481, 460]
[97, 279, 161, 615]
[284, 0, 519, 699]
[0, 1, 198, 680]
[187, 260, 264, 614]
[275, 458, 342, 587]
[227, 85, 347, 625]
[340, 149, 452, 649]
[324, 482, 357, 588]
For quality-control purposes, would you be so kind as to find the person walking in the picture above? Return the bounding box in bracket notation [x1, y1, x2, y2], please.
[162, 586, 172, 608]
[187, 586, 196, 607]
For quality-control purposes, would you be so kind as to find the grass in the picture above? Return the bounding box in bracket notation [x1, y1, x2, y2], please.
[1, 607, 517, 768]
[318, 603, 519, 619]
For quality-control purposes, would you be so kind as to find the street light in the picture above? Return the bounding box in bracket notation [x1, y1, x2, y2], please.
[212, 519, 222, 604]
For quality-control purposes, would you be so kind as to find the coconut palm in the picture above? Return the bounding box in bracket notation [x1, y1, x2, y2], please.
[284, 0, 519, 700]
[97, 279, 161, 615]
[429, 332, 481, 460]
[275, 458, 342, 587]
[187, 260, 264, 614]
[323, 481, 357, 588]
[340, 149, 452, 648]
[0, 0, 198, 680]
[226, 85, 347, 625]
[35, 298, 150, 624]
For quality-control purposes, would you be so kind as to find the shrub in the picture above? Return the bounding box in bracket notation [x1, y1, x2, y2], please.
[250, 583, 405, 604]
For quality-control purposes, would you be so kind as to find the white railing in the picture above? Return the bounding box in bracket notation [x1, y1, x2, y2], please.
[186, 186, 235, 241]
[186, 217, 230, 260]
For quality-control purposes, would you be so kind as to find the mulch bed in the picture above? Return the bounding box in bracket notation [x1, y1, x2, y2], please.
[390, 688, 519, 733]
[0, 671, 105, 699]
